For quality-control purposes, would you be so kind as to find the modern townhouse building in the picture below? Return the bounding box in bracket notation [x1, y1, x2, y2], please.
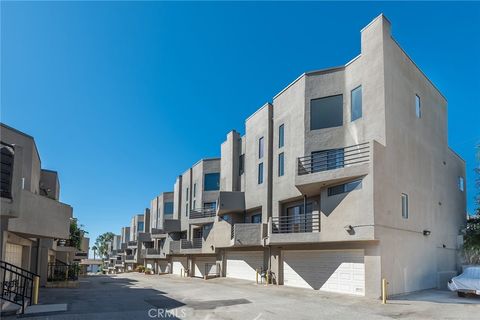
[110, 14, 466, 299]
[0, 123, 74, 287]
[124, 210, 150, 271]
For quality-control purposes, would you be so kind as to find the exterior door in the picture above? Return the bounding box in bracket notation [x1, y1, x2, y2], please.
[282, 250, 365, 295]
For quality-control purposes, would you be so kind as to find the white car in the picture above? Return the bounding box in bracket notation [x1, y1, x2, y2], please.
[448, 266, 480, 297]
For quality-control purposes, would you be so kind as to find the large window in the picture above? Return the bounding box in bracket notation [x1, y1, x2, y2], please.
[328, 179, 362, 196]
[351, 86, 362, 121]
[251, 214, 262, 224]
[415, 94, 421, 118]
[239, 154, 244, 175]
[137, 221, 145, 232]
[279, 124, 285, 148]
[311, 148, 344, 172]
[259, 137, 264, 159]
[0, 146, 14, 199]
[278, 152, 285, 177]
[283, 203, 314, 233]
[204, 173, 220, 191]
[310, 94, 343, 130]
[401, 193, 409, 219]
[164, 202, 174, 215]
[258, 163, 264, 184]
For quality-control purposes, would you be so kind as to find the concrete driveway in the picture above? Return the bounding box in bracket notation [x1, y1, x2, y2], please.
[20, 273, 479, 319]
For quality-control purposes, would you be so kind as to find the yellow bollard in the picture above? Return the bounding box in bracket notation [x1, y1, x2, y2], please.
[33, 276, 40, 305]
[382, 278, 388, 304]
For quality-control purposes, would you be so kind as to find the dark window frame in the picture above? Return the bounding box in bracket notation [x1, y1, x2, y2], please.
[258, 162, 264, 184]
[310, 94, 344, 130]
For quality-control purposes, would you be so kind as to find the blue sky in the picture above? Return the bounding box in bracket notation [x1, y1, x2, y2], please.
[1, 2, 479, 249]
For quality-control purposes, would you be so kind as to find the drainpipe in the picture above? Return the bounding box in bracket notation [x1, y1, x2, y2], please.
[35, 238, 41, 274]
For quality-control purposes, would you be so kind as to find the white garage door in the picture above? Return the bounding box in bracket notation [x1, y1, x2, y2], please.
[5, 243, 23, 267]
[226, 251, 264, 281]
[157, 261, 170, 274]
[172, 257, 187, 276]
[283, 250, 365, 295]
[194, 256, 217, 278]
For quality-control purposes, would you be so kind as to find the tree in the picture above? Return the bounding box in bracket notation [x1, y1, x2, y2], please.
[463, 144, 480, 264]
[69, 218, 88, 250]
[95, 232, 115, 259]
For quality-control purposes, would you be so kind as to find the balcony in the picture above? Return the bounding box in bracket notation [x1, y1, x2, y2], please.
[137, 232, 151, 242]
[180, 238, 203, 254]
[114, 260, 123, 266]
[267, 213, 322, 245]
[143, 248, 165, 259]
[230, 223, 264, 247]
[189, 207, 216, 225]
[124, 255, 135, 263]
[7, 189, 72, 239]
[169, 240, 181, 254]
[295, 142, 370, 195]
[127, 241, 138, 248]
[54, 239, 77, 252]
[217, 191, 245, 216]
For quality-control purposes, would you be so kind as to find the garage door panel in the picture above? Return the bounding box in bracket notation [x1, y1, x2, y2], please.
[172, 257, 187, 276]
[226, 251, 264, 281]
[194, 257, 217, 278]
[283, 250, 365, 296]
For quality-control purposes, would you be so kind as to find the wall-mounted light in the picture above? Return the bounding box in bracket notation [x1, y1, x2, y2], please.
[344, 225, 355, 235]
[423, 229, 431, 236]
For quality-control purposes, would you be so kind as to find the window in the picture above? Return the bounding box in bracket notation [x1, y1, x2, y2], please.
[311, 148, 344, 172]
[328, 179, 362, 196]
[415, 95, 421, 118]
[193, 200, 196, 210]
[351, 86, 362, 121]
[401, 193, 409, 219]
[185, 203, 188, 216]
[239, 154, 244, 175]
[278, 152, 285, 176]
[186, 187, 189, 201]
[259, 137, 264, 159]
[258, 163, 264, 184]
[251, 214, 262, 224]
[0, 146, 14, 199]
[279, 124, 284, 148]
[193, 183, 197, 198]
[458, 177, 465, 192]
[204, 202, 216, 210]
[204, 173, 220, 191]
[137, 221, 144, 232]
[163, 202, 174, 215]
[284, 203, 314, 232]
[310, 94, 343, 130]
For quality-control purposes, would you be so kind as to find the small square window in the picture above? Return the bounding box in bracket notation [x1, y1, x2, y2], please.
[279, 124, 285, 148]
[258, 163, 264, 184]
[259, 137, 264, 159]
[278, 153, 285, 177]
[415, 95, 421, 118]
[401, 193, 409, 219]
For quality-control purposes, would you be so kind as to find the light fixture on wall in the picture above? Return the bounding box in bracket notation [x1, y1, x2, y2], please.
[344, 225, 354, 235]
[423, 229, 431, 236]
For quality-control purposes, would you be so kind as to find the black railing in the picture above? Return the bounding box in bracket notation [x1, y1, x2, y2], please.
[47, 263, 79, 282]
[189, 207, 216, 219]
[271, 213, 320, 234]
[297, 142, 370, 176]
[1, 260, 38, 314]
[180, 238, 202, 249]
[127, 241, 138, 247]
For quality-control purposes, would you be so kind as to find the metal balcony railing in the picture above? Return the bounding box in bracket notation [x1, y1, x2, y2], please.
[125, 255, 135, 261]
[271, 213, 320, 234]
[297, 142, 370, 176]
[127, 241, 137, 247]
[180, 238, 203, 249]
[145, 248, 161, 255]
[115, 260, 123, 266]
[189, 207, 216, 219]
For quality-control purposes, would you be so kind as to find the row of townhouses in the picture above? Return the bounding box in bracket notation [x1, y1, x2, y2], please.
[105, 15, 466, 298]
[0, 123, 89, 289]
